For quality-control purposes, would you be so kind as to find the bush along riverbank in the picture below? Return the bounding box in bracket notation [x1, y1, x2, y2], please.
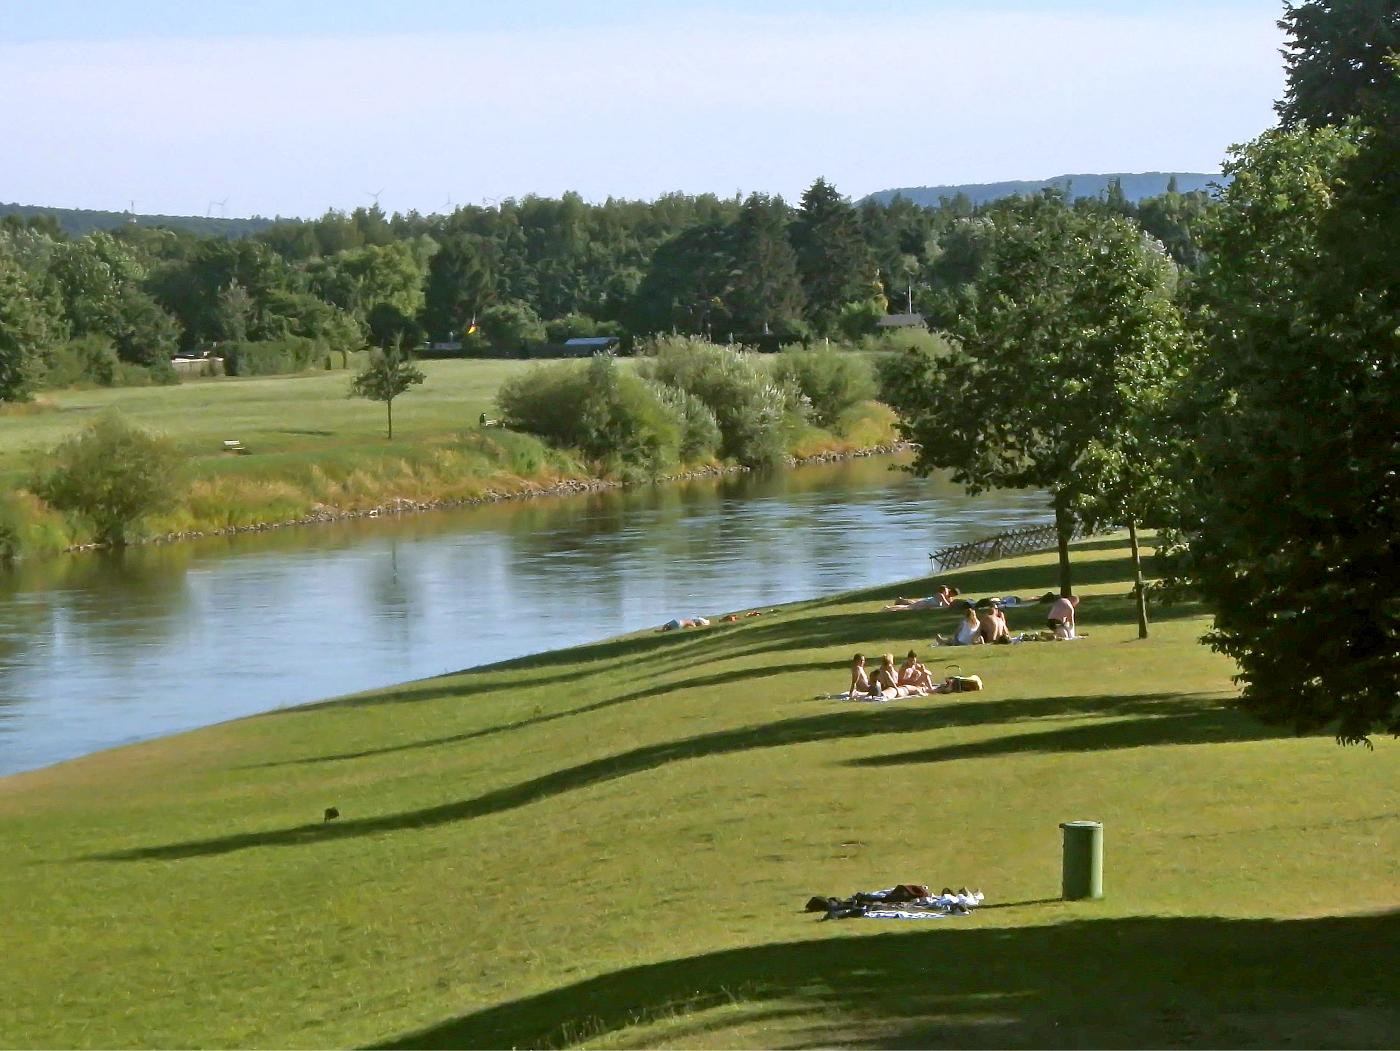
[1, 339, 905, 561]
[0, 405, 905, 561]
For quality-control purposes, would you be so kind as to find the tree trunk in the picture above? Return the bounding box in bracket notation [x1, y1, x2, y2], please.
[1128, 518, 1149, 639]
[1054, 494, 1073, 597]
[387, 398, 394, 440]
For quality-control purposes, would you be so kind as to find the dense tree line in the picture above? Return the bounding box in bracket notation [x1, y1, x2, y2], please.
[881, 0, 1398, 743]
[0, 174, 1219, 401]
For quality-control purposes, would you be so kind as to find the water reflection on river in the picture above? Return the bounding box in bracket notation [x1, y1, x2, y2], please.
[0, 456, 1048, 776]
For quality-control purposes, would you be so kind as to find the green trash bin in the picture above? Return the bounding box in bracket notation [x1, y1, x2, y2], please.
[1060, 820, 1103, 900]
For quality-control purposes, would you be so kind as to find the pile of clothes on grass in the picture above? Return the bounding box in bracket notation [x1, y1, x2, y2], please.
[805, 883, 985, 920]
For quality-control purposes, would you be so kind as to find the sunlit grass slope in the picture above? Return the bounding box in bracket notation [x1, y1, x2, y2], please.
[0, 359, 528, 476]
[1, 539, 1395, 1048]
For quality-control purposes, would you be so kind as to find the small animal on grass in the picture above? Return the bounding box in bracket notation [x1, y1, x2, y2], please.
[324, 806, 340, 822]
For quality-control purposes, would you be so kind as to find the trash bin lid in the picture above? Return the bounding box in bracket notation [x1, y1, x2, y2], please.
[1059, 820, 1103, 829]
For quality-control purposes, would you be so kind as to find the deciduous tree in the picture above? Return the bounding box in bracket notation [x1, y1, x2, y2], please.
[881, 195, 1185, 599]
[1186, 94, 1398, 741]
[349, 342, 426, 439]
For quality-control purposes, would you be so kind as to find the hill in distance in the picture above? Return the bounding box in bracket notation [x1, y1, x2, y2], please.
[863, 171, 1223, 208]
[4, 171, 1223, 240]
[0, 201, 279, 239]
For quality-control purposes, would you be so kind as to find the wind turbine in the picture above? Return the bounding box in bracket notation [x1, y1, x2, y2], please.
[206, 197, 228, 218]
[366, 187, 385, 209]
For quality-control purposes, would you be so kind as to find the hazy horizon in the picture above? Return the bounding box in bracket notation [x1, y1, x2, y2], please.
[3, 0, 1285, 220]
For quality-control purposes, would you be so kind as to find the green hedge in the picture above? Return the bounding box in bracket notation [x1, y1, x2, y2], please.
[222, 338, 329, 377]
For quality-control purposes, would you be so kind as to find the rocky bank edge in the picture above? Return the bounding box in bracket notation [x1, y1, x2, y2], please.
[76, 442, 915, 554]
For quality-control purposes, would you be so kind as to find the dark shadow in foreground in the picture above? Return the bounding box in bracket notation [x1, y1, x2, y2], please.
[371, 911, 1400, 1050]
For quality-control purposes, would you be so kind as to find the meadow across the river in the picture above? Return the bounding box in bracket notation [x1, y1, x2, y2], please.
[0, 356, 899, 557]
[1, 536, 1395, 1048]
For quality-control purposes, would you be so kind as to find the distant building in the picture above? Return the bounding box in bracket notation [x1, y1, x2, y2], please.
[875, 313, 926, 330]
[562, 336, 621, 354]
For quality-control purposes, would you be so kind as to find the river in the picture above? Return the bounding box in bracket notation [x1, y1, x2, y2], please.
[0, 456, 1048, 776]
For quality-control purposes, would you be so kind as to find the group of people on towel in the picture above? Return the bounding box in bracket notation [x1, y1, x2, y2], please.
[936, 593, 1081, 644]
[848, 651, 942, 699]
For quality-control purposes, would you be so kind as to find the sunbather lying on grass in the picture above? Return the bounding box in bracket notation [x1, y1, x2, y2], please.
[885, 585, 958, 612]
[657, 616, 711, 632]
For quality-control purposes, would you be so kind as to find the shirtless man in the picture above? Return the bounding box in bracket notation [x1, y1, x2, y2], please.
[1046, 594, 1080, 638]
[979, 602, 1010, 644]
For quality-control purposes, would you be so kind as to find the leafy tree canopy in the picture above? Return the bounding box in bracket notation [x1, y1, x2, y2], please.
[1277, 0, 1400, 127]
[1186, 89, 1398, 742]
[881, 194, 1185, 595]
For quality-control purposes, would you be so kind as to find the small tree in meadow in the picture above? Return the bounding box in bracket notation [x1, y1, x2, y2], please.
[350, 341, 425, 439]
[32, 414, 184, 547]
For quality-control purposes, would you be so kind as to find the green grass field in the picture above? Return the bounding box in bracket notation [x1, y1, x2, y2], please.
[0, 360, 899, 554]
[1, 538, 1395, 1048]
[0, 360, 533, 482]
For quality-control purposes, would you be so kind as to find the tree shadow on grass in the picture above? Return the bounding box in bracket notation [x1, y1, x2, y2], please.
[284, 626, 738, 713]
[846, 707, 1284, 769]
[90, 692, 1248, 863]
[370, 911, 1400, 1049]
[709, 596, 1205, 668]
[255, 661, 829, 768]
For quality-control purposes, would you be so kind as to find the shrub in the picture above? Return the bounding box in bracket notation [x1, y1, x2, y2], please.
[223, 338, 327, 376]
[494, 360, 592, 446]
[868, 327, 955, 358]
[652, 383, 721, 463]
[496, 355, 684, 474]
[545, 313, 600, 343]
[480, 301, 546, 352]
[637, 337, 807, 469]
[31, 414, 185, 546]
[0, 490, 71, 561]
[771, 344, 876, 429]
[837, 299, 884, 341]
[42, 335, 121, 388]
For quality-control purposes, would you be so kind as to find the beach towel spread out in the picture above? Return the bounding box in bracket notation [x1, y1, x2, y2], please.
[805, 886, 985, 920]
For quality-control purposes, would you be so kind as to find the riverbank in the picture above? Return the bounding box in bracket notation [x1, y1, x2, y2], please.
[125, 441, 914, 552]
[0, 359, 904, 560]
[2, 537, 1394, 1048]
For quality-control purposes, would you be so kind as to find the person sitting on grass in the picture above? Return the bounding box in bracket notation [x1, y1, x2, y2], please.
[937, 606, 985, 646]
[899, 650, 937, 689]
[849, 653, 931, 698]
[875, 653, 932, 698]
[885, 585, 959, 612]
[1046, 595, 1081, 639]
[979, 602, 1010, 644]
[849, 653, 874, 698]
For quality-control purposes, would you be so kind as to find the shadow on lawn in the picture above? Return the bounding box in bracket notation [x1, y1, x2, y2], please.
[846, 707, 1279, 769]
[283, 625, 737, 713]
[257, 661, 827, 768]
[91, 692, 1264, 863]
[371, 911, 1400, 1050]
[709, 595, 1203, 669]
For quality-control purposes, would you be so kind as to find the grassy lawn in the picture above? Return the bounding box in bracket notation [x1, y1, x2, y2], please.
[0, 359, 535, 484]
[1, 538, 1395, 1048]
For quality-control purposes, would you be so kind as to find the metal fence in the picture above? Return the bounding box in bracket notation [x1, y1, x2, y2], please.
[929, 521, 1099, 572]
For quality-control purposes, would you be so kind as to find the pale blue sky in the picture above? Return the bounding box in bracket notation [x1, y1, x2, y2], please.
[1, 0, 1287, 218]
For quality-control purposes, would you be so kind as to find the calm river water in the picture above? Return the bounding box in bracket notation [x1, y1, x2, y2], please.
[0, 456, 1048, 776]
